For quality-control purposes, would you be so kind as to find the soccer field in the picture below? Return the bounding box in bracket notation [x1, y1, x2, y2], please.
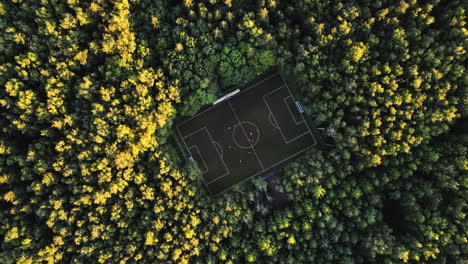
[174, 71, 316, 195]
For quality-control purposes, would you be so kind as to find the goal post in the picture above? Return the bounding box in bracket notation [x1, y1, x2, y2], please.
[213, 89, 240, 105]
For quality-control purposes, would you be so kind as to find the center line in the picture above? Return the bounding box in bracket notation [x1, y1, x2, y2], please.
[228, 101, 264, 169]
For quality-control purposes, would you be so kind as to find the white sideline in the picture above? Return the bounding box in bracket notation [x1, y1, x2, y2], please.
[176, 72, 317, 195]
[209, 141, 316, 195]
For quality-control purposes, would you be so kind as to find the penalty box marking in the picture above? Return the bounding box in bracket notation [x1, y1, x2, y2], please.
[176, 72, 317, 195]
[176, 124, 214, 196]
[283, 96, 304, 125]
[177, 126, 230, 182]
[280, 78, 317, 147]
[263, 86, 312, 144]
[188, 145, 208, 173]
[204, 127, 231, 184]
[214, 81, 318, 195]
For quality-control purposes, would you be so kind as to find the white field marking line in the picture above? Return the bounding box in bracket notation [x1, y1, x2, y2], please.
[176, 125, 213, 196]
[263, 86, 310, 143]
[262, 84, 287, 98]
[232, 125, 251, 149]
[206, 170, 230, 185]
[264, 99, 290, 144]
[203, 127, 230, 184]
[176, 73, 280, 127]
[181, 126, 225, 159]
[213, 141, 223, 158]
[233, 72, 280, 96]
[210, 77, 318, 195]
[231, 121, 261, 149]
[283, 96, 304, 124]
[176, 125, 193, 159]
[210, 140, 316, 196]
[269, 112, 279, 129]
[182, 126, 206, 139]
[243, 121, 261, 147]
[227, 101, 265, 170]
[188, 145, 209, 173]
[180, 126, 230, 184]
[280, 79, 317, 147]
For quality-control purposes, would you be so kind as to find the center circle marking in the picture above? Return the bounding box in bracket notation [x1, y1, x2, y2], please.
[232, 121, 260, 149]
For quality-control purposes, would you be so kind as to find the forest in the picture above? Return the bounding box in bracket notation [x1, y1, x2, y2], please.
[0, 0, 466, 263]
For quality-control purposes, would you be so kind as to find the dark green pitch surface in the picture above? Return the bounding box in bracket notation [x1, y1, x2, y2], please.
[174, 72, 316, 195]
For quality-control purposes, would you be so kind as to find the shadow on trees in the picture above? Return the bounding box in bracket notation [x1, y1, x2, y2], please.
[382, 198, 410, 237]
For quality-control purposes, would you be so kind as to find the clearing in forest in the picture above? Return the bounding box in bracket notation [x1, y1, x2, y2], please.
[174, 71, 316, 195]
